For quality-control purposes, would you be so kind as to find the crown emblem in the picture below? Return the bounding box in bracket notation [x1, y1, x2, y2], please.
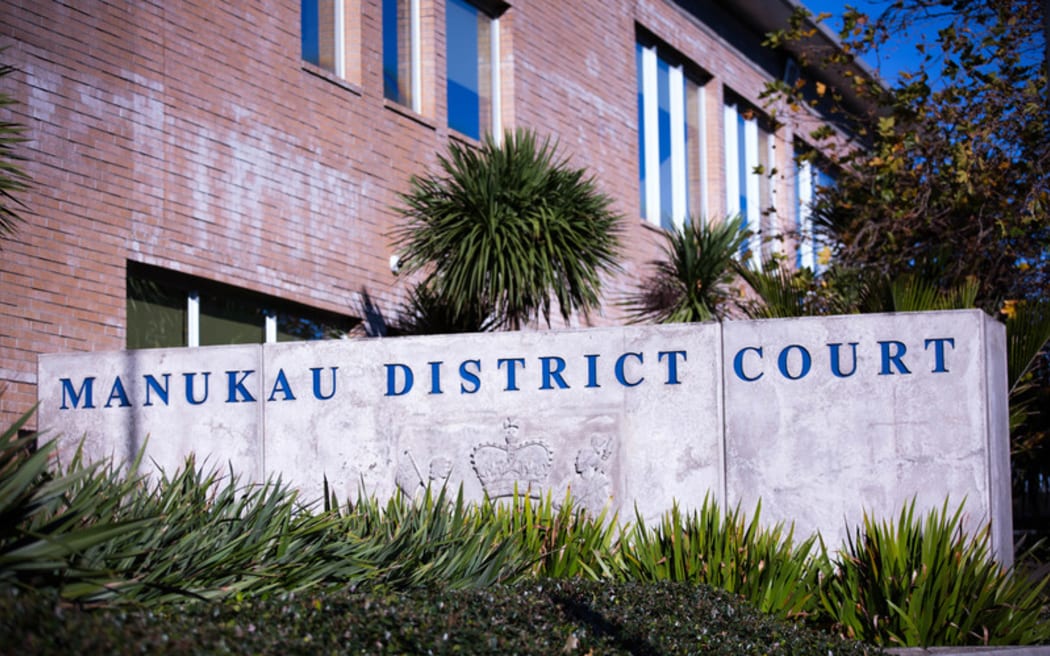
[471, 418, 552, 498]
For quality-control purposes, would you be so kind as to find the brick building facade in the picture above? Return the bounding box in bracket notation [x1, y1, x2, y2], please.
[0, 0, 850, 426]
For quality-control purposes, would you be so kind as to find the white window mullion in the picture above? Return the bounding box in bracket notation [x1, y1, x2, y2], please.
[668, 63, 686, 229]
[490, 16, 501, 138]
[410, 0, 422, 113]
[334, 0, 346, 79]
[798, 159, 815, 270]
[265, 312, 278, 344]
[187, 291, 200, 348]
[642, 45, 660, 225]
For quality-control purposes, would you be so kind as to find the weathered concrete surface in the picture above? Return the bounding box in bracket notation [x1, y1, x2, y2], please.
[259, 324, 724, 516]
[723, 310, 1011, 560]
[37, 311, 1011, 561]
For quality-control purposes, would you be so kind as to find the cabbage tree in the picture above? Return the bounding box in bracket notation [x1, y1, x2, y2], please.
[392, 129, 623, 331]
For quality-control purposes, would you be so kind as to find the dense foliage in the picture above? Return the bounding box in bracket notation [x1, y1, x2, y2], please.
[764, 0, 1049, 308]
[0, 52, 29, 238]
[392, 129, 623, 331]
[3, 410, 1048, 648]
[622, 216, 747, 324]
[2, 582, 879, 656]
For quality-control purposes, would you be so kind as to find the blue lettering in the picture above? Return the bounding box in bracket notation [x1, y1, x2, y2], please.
[615, 352, 644, 387]
[658, 350, 687, 385]
[924, 337, 955, 373]
[143, 373, 170, 406]
[311, 366, 338, 400]
[777, 345, 812, 380]
[879, 341, 911, 375]
[60, 377, 96, 409]
[385, 363, 414, 397]
[585, 354, 600, 388]
[497, 358, 525, 391]
[268, 369, 296, 402]
[104, 376, 131, 408]
[183, 372, 210, 405]
[225, 370, 256, 403]
[733, 347, 763, 382]
[828, 343, 858, 378]
[428, 361, 443, 395]
[459, 359, 481, 394]
[540, 356, 569, 390]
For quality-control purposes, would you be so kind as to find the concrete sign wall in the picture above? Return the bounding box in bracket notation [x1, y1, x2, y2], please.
[37, 310, 1012, 562]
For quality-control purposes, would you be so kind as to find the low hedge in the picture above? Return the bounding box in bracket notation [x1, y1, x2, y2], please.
[2, 580, 881, 655]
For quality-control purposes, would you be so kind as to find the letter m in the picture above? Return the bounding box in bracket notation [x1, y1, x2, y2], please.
[60, 377, 96, 409]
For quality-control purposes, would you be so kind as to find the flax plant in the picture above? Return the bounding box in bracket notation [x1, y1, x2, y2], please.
[0, 409, 153, 595]
[336, 486, 531, 589]
[482, 490, 624, 580]
[619, 497, 820, 620]
[820, 500, 1050, 646]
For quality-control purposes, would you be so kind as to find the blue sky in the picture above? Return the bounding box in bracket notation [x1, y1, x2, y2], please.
[798, 0, 928, 84]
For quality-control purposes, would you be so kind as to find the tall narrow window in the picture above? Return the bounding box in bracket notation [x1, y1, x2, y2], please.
[384, 0, 420, 110]
[446, 0, 499, 140]
[302, 0, 346, 78]
[637, 41, 706, 230]
[724, 97, 774, 267]
[794, 147, 835, 272]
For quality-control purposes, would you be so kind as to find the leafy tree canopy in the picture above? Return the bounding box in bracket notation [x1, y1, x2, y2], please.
[765, 0, 1049, 310]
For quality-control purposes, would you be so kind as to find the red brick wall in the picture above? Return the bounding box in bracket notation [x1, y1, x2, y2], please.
[0, 0, 822, 425]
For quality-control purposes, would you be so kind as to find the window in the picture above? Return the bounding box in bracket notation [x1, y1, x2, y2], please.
[383, 0, 421, 110]
[126, 263, 357, 349]
[446, 0, 501, 140]
[724, 96, 774, 267]
[636, 40, 706, 230]
[794, 146, 835, 272]
[301, 0, 346, 76]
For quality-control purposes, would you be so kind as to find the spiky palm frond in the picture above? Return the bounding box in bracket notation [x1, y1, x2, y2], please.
[392, 281, 497, 335]
[0, 56, 30, 239]
[623, 216, 747, 324]
[392, 129, 623, 331]
[738, 265, 816, 319]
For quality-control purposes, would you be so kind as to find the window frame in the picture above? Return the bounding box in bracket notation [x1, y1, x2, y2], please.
[301, 0, 360, 84]
[445, 0, 505, 140]
[794, 144, 835, 272]
[383, 0, 422, 112]
[724, 95, 775, 268]
[636, 39, 708, 231]
[126, 264, 357, 350]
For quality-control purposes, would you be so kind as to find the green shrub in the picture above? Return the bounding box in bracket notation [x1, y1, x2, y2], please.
[819, 499, 1050, 646]
[0, 408, 153, 594]
[482, 490, 624, 579]
[3, 409, 1048, 647]
[618, 497, 820, 620]
[331, 486, 531, 589]
[1, 580, 881, 655]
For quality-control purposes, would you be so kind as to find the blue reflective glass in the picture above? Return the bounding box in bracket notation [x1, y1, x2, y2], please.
[446, 0, 480, 139]
[637, 43, 646, 218]
[737, 111, 749, 256]
[383, 0, 401, 102]
[301, 0, 320, 66]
